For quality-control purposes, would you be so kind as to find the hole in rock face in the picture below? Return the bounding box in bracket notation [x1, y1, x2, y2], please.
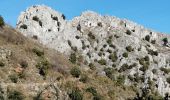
[39, 21, 42, 27]
[75, 36, 80, 39]
[48, 29, 51, 32]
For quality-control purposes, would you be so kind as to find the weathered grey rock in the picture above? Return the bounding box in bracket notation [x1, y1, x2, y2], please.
[16, 5, 170, 96]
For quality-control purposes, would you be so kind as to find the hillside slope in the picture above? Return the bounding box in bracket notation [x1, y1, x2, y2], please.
[15, 5, 170, 99]
[0, 23, 138, 100]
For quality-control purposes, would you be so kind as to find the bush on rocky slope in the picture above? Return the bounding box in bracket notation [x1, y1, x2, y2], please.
[0, 15, 4, 27]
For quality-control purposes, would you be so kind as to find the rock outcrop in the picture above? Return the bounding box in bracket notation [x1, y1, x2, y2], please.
[16, 5, 170, 96]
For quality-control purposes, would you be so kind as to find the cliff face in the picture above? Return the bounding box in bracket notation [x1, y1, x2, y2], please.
[16, 5, 170, 97]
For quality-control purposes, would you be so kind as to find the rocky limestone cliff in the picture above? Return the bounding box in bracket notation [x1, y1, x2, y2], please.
[16, 5, 170, 97]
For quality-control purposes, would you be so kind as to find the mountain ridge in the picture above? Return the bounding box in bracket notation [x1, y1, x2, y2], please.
[16, 5, 170, 98]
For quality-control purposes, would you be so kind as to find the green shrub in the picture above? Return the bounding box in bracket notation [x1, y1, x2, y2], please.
[79, 74, 88, 83]
[109, 44, 116, 48]
[68, 40, 72, 46]
[116, 75, 125, 85]
[20, 60, 28, 68]
[8, 90, 24, 100]
[119, 63, 129, 72]
[126, 30, 132, 35]
[69, 53, 77, 64]
[139, 64, 149, 72]
[32, 48, 44, 57]
[163, 38, 168, 45]
[104, 68, 115, 80]
[166, 77, 170, 84]
[98, 52, 102, 57]
[114, 34, 120, 38]
[36, 59, 50, 77]
[109, 36, 113, 39]
[152, 69, 157, 74]
[139, 58, 145, 65]
[147, 49, 158, 56]
[86, 87, 102, 100]
[77, 24, 81, 31]
[151, 40, 156, 44]
[93, 95, 102, 100]
[71, 46, 77, 52]
[61, 14, 66, 20]
[97, 22, 102, 27]
[70, 67, 81, 78]
[86, 87, 97, 96]
[129, 63, 137, 69]
[0, 15, 5, 27]
[9, 74, 18, 83]
[69, 88, 83, 100]
[128, 75, 134, 81]
[103, 44, 107, 48]
[109, 52, 118, 62]
[20, 24, 27, 29]
[160, 67, 170, 74]
[0, 61, 5, 67]
[39, 21, 42, 27]
[107, 49, 112, 53]
[133, 73, 140, 82]
[144, 56, 150, 61]
[88, 32, 95, 40]
[107, 39, 112, 45]
[98, 59, 106, 65]
[89, 63, 96, 70]
[122, 52, 128, 58]
[126, 46, 133, 52]
[145, 35, 150, 42]
[32, 16, 39, 22]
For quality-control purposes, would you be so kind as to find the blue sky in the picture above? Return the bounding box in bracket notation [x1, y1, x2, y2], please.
[0, 0, 169, 33]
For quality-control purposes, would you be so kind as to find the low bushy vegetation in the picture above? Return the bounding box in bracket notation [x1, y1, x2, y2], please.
[122, 52, 128, 58]
[126, 45, 133, 52]
[7, 90, 24, 100]
[20, 24, 27, 29]
[61, 14, 66, 20]
[70, 67, 81, 78]
[145, 35, 150, 42]
[104, 68, 115, 81]
[166, 77, 170, 84]
[0, 61, 5, 67]
[32, 48, 44, 57]
[86, 87, 102, 100]
[163, 38, 168, 46]
[79, 74, 88, 83]
[36, 59, 50, 78]
[109, 52, 118, 62]
[69, 53, 77, 64]
[9, 74, 18, 83]
[69, 88, 83, 100]
[89, 63, 96, 70]
[88, 32, 95, 40]
[147, 49, 158, 56]
[0, 15, 5, 27]
[160, 67, 170, 74]
[98, 59, 106, 65]
[20, 60, 28, 68]
[116, 75, 125, 85]
[126, 29, 132, 35]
